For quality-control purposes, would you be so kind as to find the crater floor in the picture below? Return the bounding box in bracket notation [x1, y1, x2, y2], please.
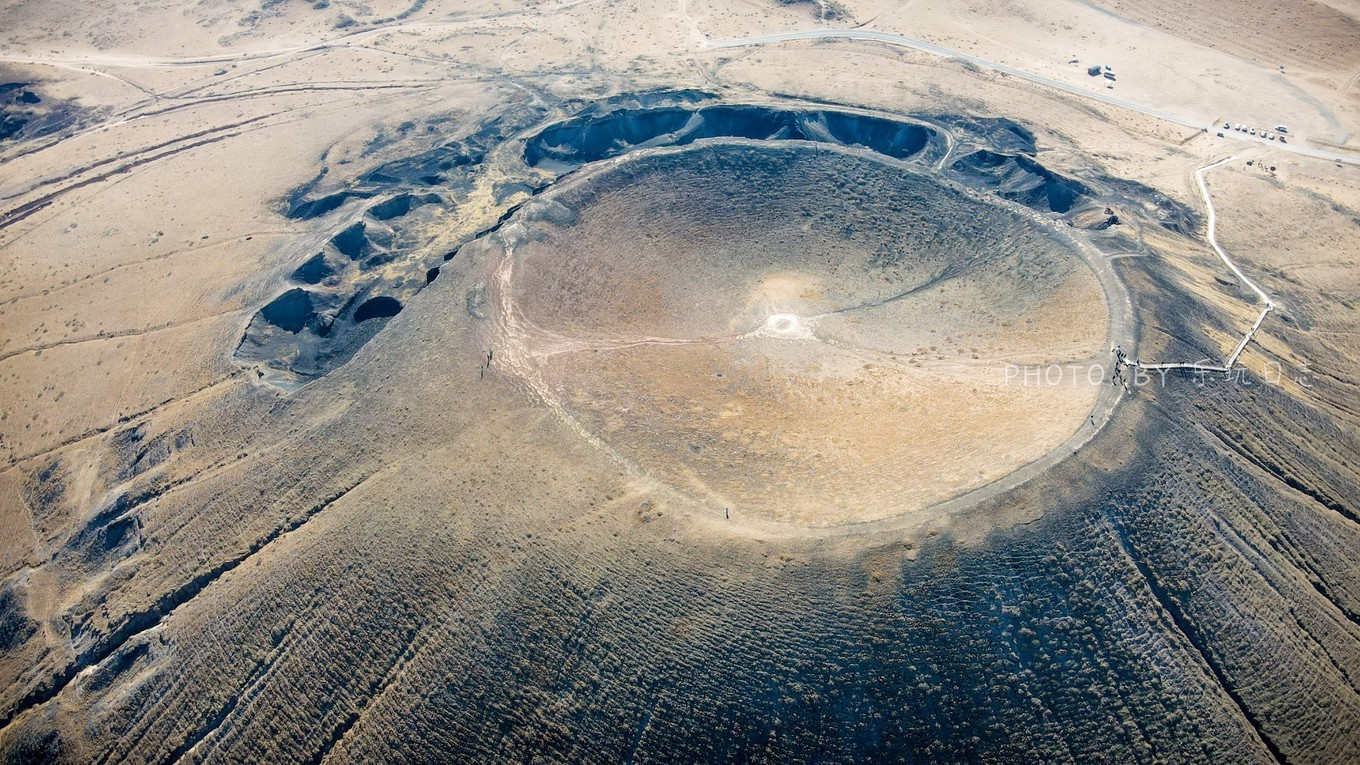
[496, 143, 1110, 525]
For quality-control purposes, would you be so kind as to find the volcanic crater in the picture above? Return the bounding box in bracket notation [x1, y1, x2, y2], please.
[489, 140, 1113, 527]
[238, 99, 1156, 528]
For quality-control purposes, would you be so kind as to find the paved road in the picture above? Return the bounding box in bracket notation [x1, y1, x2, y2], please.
[707, 29, 1360, 167]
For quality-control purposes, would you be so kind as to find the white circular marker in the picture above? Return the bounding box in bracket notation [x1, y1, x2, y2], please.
[762, 313, 812, 338]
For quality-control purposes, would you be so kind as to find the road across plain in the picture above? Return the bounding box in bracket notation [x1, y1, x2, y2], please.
[706, 29, 1360, 167]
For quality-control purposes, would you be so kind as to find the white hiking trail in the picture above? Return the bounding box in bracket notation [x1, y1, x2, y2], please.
[1134, 156, 1274, 372]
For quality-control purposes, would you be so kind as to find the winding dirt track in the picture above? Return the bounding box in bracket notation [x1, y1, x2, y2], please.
[1134, 156, 1275, 372]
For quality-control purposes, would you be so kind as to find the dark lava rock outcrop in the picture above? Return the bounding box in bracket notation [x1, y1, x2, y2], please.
[235, 190, 446, 381]
[522, 104, 941, 170]
[948, 149, 1088, 213]
[0, 78, 95, 144]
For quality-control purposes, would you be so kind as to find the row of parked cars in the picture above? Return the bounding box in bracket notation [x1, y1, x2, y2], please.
[1219, 122, 1288, 142]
